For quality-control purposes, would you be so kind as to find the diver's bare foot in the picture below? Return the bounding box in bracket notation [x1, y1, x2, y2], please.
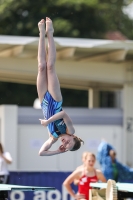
[38, 19, 45, 35]
[46, 17, 54, 35]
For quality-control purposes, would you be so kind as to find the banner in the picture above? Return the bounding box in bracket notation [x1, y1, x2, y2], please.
[9, 172, 77, 200]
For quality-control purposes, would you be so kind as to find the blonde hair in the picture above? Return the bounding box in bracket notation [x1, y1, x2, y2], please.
[86, 152, 96, 160]
[82, 151, 89, 160]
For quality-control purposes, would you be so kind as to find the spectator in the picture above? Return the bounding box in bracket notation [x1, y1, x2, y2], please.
[63, 152, 106, 200]
[0, 143, 12, 199]
[74, 151, 89, 185]
[97, 140, 133, 182]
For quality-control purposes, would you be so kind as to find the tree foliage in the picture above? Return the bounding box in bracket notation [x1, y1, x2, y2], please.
[0, 0, 133, 39]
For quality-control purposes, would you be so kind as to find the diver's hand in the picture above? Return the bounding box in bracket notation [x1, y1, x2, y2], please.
[57, 145, 68, 153]
[39, 119, 48, 127]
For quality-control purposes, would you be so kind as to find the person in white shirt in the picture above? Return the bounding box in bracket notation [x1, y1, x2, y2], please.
[0, 143, 12, 200]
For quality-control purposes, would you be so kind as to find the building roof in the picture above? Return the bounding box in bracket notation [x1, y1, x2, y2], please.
[0, 35, 133, 64]
[0, 35, 133, 89]
[0, 34, 133, 47]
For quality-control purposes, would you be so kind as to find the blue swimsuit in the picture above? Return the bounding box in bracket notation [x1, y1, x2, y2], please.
[41, 91, 66, 138]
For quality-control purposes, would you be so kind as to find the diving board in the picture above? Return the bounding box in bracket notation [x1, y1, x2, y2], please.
[90, 181, 133, 192]
[90, 182, 107, 189]
[0, 184, 55, 191]
[90, 179, 133, 200]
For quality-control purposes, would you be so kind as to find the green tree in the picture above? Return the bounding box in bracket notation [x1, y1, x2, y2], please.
[0, 0, 133, 39]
